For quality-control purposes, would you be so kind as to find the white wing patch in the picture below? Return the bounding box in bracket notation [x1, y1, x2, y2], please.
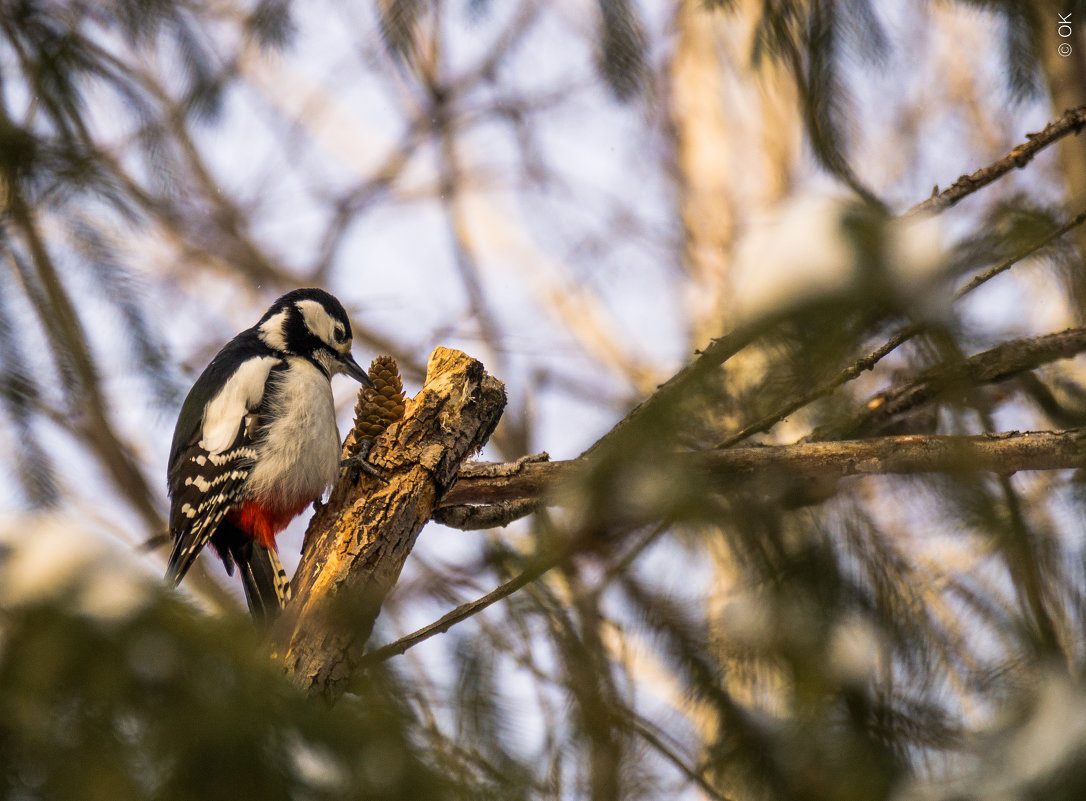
[199, 356, 279, 454]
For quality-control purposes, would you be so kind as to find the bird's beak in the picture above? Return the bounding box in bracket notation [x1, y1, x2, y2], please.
[337, 351, 374, 387]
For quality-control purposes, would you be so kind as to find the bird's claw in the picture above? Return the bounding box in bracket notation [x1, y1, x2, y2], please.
[340, 439, 389, 484]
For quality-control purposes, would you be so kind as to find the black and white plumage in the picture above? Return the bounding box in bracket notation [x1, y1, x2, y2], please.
[166, 288, 372, 623]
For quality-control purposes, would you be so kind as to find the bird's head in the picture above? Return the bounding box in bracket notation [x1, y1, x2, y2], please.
[256, 288, 373, 386]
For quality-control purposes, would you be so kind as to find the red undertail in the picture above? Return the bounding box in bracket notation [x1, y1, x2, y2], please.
[228, 498, 312, 549]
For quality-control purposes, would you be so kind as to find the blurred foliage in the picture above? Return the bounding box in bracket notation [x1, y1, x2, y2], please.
[595, 0, 646, 101]
[2, 1, 1086, 801]
[0, 594, 461, 800]
[704, 0, 1086, 205]
[0, 0, 246, 509]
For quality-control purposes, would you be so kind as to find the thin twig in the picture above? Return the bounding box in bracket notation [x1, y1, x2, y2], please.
[955, 207, 1086, 297]
[809, 326, 1086, 442]
[359, 543, 575, 667]
[625, 714, 737, 801]
[907, 106, 1086, 216]
[705, 108, 1086, 449]
[581, 323, 763, 459]
[715, 325, 919, 449]
[715, 208, 1086, 448]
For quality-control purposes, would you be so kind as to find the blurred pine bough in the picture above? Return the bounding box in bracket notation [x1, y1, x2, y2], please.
[0, 520, 457, 801]
[2, 1, 1086, 801]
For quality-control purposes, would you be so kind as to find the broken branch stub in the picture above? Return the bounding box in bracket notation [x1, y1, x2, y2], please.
[271, 347, 506, 702]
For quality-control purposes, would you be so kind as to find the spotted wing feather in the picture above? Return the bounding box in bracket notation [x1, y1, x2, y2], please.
[165, 431, 258, 585]
[166, 333, 281, 587]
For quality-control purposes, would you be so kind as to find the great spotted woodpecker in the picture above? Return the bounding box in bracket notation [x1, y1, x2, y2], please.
[165, 288, 372, 623]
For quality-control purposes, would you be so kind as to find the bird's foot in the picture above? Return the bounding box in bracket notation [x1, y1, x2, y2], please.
[340, 439, 389, 484]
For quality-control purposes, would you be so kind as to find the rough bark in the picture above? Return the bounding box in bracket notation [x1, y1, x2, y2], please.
[441, 428, 1086, 510]
[270, 347, 506, 702]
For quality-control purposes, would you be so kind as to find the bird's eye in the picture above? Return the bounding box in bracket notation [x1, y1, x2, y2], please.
[333, 325, 346, 344]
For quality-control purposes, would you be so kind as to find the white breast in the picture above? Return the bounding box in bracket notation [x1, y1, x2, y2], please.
[245, 357, 340, 508]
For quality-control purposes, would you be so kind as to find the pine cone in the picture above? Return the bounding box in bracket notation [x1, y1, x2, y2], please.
[344, 356, 406, 457]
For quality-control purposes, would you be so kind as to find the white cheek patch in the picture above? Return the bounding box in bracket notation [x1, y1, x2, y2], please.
[296, 299, 339, 347]
[258, 310, 288, 351]
[199, 356, 279, 454]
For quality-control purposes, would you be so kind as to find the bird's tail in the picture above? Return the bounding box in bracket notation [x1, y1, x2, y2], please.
[165, 520, 217, 587]
[235, 542, 292, 626]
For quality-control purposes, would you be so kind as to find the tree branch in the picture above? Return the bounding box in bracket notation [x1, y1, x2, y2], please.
[440, 328, 1086, 510]
[433, 498, 541, 530]
[716, 208, 1086, 449]
[367, 421, 1086, 669]
[955, 207, 1086, 297]
[358, 543, 570, 668]
[441, 428, 1086, 509]
[810, 327, 1086, 441]
[908, 105, 1086, 216]
[270, 347, 506, 702]
[583, 108, 1086, 460]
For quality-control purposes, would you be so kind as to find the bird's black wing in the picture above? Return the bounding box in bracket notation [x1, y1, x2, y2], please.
[165, 427, 261, 586]
[166, 332, 281, 586]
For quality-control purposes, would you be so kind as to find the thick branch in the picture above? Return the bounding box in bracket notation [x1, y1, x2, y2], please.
[441, 429, 1086, 508]
[443, 329, 1086, 510]
[270, 347, 506, 702]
